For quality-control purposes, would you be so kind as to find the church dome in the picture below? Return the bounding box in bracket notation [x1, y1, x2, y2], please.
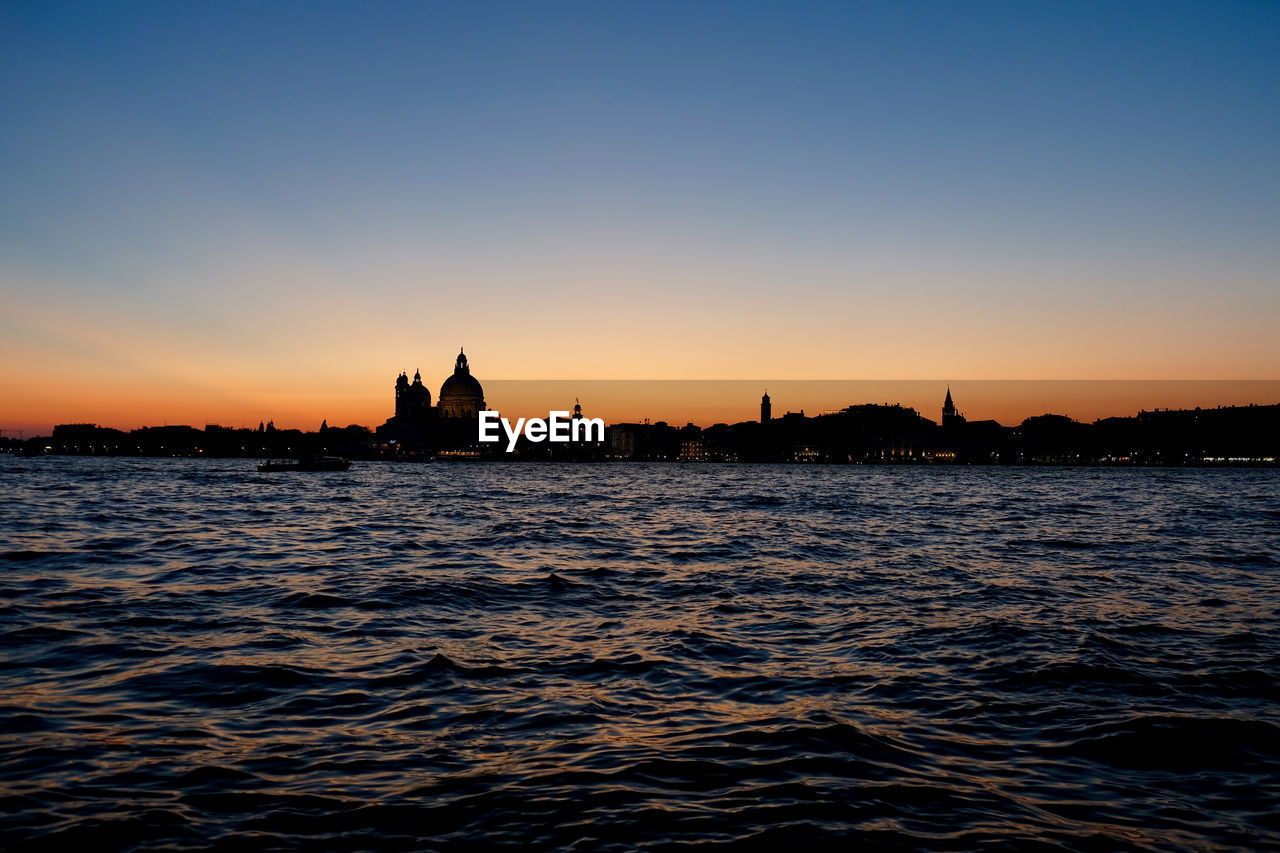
[440, 371, 484, 399]
[438, 348, 485, 417]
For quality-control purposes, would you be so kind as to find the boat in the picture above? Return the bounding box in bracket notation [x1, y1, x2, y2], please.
[257, 455, 351, 472]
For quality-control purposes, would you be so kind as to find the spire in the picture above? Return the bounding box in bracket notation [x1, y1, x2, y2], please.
[943, 386, 956, 418]
[455, 348, 469, 373]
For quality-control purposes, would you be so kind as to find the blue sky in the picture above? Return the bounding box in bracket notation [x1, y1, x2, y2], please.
[2, 1, 1278, 429]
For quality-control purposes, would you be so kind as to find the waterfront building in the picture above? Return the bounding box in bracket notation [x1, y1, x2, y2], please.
[942, 386, 966, 432]
[395, 370, 432, 421]
[376, 347, 488, 453]
[438, 349, 486, 419]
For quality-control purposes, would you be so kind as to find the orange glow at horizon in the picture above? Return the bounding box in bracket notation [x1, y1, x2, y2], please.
[3, 371, 1279, 438]
[3, 257, 1278, 437]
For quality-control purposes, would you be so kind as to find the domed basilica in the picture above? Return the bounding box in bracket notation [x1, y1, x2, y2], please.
[438, 349, 486, 418]
[377, 348, 487, 450]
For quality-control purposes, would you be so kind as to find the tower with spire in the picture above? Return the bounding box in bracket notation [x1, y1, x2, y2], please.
[761, 390, 772, 424]
[942, 386, 965, 432]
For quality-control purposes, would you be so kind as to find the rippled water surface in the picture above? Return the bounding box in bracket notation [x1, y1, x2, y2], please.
[2, 458, 1278, 851]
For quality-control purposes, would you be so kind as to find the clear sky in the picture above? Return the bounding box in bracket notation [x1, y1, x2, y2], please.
[2, 1, 1278, 433]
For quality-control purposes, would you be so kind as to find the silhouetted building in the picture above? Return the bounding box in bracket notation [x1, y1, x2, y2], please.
[438, 348, 486, 418]
[395, 370, 432, 420]
[1017, 414, 1090, 463]
[134, 425, 205, 457]
[942, 386, 965, 432]
[29, 381, 1279, 466]
[51, 424, 127, 455]
[375, 347, 491, 455]
[608, 423, 641, 459]
[378, 369, 437, 455]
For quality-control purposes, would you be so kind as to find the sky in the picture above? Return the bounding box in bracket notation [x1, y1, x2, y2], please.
[2, 1, 1278, 434]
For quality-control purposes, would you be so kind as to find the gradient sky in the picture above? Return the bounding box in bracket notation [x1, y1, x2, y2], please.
[3, 1, 1279, 434]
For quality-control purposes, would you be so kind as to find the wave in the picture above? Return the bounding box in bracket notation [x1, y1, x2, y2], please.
[1, 460, 1277, 850]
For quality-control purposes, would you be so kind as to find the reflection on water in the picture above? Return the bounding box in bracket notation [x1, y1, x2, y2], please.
[1, 458, 1278, 850]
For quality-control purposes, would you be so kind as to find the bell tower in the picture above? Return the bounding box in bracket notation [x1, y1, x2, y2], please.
[394, 372, 410, 419]
[761, 390, 772, 424]
[942, 386, 965, 431]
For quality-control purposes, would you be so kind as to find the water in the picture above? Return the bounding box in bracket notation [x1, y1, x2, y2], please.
[1, 458, 1278, 851]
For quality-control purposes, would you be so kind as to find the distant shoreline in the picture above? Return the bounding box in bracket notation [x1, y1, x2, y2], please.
[5, 452, 1277, 468]
[8, 400, 1277, 467]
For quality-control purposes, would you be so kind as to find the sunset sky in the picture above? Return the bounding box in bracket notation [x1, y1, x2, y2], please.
[3, 2, 1278, 435]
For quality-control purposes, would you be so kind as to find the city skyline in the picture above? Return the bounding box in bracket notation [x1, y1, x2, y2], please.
[7, 367, 1279, 438]
[29, 370, 1280, 466]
